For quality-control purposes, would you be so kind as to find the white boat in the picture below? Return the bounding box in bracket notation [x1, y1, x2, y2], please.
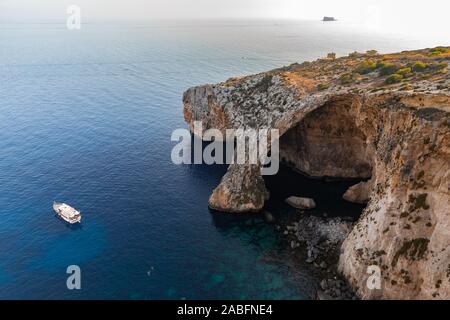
[53, 202, 81, 224]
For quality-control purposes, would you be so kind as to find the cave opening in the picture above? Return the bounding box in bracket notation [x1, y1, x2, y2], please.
[263, 165, 367, 219]
[264, 97, 373, 220]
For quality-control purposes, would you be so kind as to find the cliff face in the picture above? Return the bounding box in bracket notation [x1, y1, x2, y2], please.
[182, 47, 450, 299]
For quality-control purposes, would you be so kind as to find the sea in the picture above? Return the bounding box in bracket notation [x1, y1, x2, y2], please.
[0, 20, 447, 299]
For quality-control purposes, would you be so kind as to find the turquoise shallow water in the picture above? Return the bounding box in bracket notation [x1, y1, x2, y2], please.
[0, 20, 446, 299]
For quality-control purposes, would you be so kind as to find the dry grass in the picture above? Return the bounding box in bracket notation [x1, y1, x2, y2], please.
[281, 71, 318, 94]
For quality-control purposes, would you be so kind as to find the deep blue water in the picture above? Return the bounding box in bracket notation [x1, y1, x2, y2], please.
[0, 20, 447, 299]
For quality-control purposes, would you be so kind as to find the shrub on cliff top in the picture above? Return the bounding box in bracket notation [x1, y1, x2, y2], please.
[431, 62, 448, 70]
[396, 67, 412, 77]
[412, 61, 428, 72]
[385, 74, 403, 84]
[353, 60, 377, 74]
[339, 73, 355, 84]
[376, 61, 387, 68]
[317, 83, 330, 91]
[430, 47, 449, 56]
[379, 63, 399, 76]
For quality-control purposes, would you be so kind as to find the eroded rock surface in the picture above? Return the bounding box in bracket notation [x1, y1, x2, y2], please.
[183, 47, 450, 299]
[208, 164, 269, 213]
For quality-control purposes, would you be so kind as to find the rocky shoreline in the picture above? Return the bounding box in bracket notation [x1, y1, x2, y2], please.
[183, 47, 450, 299]
[276, 211, 358, 300]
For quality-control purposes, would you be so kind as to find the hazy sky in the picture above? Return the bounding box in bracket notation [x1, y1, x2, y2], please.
[1, 0, 449, 31]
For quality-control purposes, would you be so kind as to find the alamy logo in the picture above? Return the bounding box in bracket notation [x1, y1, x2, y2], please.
[66, 265, 81, 290]
[171, 121, 280, 175]
[366, 265, 381, 290]
[66, 5, 81, 30]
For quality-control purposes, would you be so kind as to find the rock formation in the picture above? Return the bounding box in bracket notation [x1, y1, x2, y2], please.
[182, 47, 450, 299]
[208, 164, 269, 213]
[285, 196, 317, 209]
[343, 180, 373, 204]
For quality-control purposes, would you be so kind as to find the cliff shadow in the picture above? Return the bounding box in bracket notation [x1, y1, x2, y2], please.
[264, 96, 373, 219]
[263, 165, 367, 219]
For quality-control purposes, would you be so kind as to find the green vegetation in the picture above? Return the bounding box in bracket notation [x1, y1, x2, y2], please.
[431, 62, 448, 70]
[412, 61, 428, 72]
[339, 73, 355, 84]
[376, 61, 387, 68]
[396, 67, 412, 77]
[354, 60, 377, 74]
[385, 74, 403, 84]
[430, 47, 449, 56]
[379, 63, 398, 76]
[317, 83, 330, 91]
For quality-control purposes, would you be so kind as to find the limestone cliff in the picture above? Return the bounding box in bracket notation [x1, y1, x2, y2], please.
[183, 47, 450, 299]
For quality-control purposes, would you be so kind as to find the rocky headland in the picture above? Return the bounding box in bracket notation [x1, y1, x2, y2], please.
[183, 47, 450, 299]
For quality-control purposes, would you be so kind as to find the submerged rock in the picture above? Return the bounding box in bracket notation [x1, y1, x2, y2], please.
[285, 196, 316, 210]
[264, 211, 275, 223]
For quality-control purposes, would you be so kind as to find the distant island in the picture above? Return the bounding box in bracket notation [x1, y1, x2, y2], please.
[322, 16, 337, 21]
